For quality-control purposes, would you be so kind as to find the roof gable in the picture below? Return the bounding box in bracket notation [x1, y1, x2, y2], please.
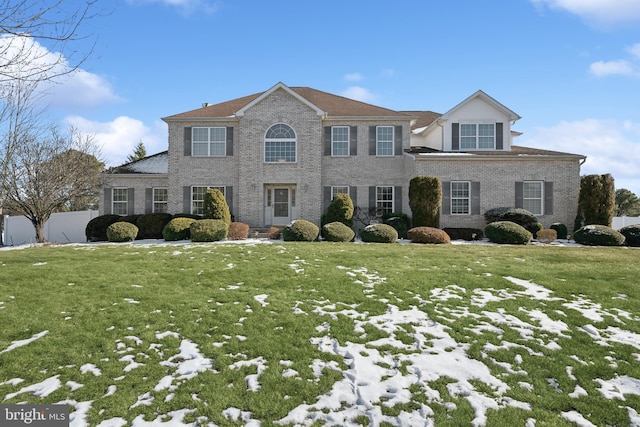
[236, 82, 325, 117]
[441, 90, 521, 122]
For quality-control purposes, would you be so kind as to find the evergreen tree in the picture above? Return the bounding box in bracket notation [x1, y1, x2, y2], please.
[203, 188, 231, 225]
[615, 188, 640, 217]
[409, 176, 442, 227]
[126, 141, 147, 163]
[576, 174, 616, 227]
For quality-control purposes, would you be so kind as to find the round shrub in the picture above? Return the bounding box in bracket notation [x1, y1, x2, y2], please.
[484, 221, 532, 245]
[106, 221, 139, 242]
[321, 193, 354, 227]
[267, 226, 282, 240]
[535, 229, 557, 244]
[190, 219, 228, 242]
[443, 228, 483, 241]
[163, 217, 197, 241]
[360, 223, 398, 243]
[228, 222, 250, 240]
[484, 207, 538, 229]
[550, 223, 568, 239]
[526, 222, 544, 238]
[408, 227, 450, 244]
[136, 213, 173, 239]
[86, 214, 122, 242]
[383, 213, 409, 239]
[321, 221, 355, 242]
[283, 220, 319, 242]
[619, 224, 640, 247]
[574, 225, 625, 246]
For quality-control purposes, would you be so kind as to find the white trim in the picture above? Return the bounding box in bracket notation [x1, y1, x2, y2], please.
[236, 82, 326, 117]
[450, 181, 471, 215]
[376, 126, 394, 157]
[331, 126, 350, 157]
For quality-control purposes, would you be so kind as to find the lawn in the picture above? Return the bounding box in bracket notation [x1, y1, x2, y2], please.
[1, 240, 639, 426]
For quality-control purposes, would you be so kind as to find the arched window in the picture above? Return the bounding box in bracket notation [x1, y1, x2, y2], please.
[265, 124, 296, 163]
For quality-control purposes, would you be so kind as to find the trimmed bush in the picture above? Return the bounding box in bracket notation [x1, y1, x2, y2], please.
[409, 176, 441, 227]
[577, 174, 615, 228]
[228, 222, 249, 240]
[619, 224, 640, 247]
[383, 213, 409, 239]
[484, 221, 532, 245]
[190, 219, 228, 242]
[85, 214, 123, 242]
[574, 225, 625, 246]
[360, 223, 398, 243]
[484, 207, 538, 229]
[267, 227, 282, 240]
[106, 221, 139, 242]
[203, 188, 231, 225]
[136, 213, 173, 239]
[321, 193, 354, 227]
[321, 221, 355, 242]
[408, 227, 450, 244]
[282, 220, 319, 242]
[550, 223, 568, 239]
[527, 222, 544, 238]
[536, 229, 557, 244]
[163, 217, 197, 241]
[443, 228, 483, 241]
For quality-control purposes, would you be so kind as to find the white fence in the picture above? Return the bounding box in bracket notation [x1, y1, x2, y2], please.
[612, 216, 640, 229]
[2, 210, 99, 246]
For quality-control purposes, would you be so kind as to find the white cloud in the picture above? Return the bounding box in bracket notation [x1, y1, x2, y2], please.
[521, 118, 640, 194]
[531, 0, 640, 27]
[340, 86, 377, 104]
[344, 73, 363, 82]
[589, 60, 636, 77]
[127, 0, 219, 14]
[627, 43, 640, 59]
[65, 115, 167, 167]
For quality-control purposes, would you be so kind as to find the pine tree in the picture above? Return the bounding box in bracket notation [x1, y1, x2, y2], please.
[126, 141, 147, 163]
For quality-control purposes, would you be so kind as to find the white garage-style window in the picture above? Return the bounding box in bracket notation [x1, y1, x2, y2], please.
[265, 124, 296, 163]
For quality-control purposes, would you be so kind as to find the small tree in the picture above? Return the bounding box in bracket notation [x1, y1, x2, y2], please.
[615, 188, 640, 217]
[576, 174, 616, 228]
[126, 140, 147, 163]
[203, 188, 231, 225]
[409, 176, 441, 228]
[321, 193, 354, 227]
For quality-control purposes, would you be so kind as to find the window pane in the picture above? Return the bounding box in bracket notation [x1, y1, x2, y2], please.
[376, 127, 393, 156]
[153, 188, 168, 213]
[192, 128, 209, 141]
[523, 182, 543, 215]
[265, 141, 296, 162]
[376, 186, 393, 215]
[266, 124, 295, 139]
[332, 126, 349, 156]
[209, 142, 226, 156]
[332, 186, 349, 199]
[112, 189, 128, 215]
[451, 182, 470, 215]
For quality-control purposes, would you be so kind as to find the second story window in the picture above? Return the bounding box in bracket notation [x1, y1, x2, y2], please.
[460, 124, 495, 150]
[265, 124, 296, 163]
[376, 126, 394, 156]
[193, 127, 226, 156]
[332, 126, 349, 156]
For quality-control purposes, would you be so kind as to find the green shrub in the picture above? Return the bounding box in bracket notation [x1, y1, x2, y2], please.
[321, 221, 355, 242]
[190, 219, 228, 242]
[550, 223, 568, 239]
[409, 176, 441, 227]
[163, 217, 197, 241]
[574, 225, 625, 246]
[443, 228, 483, 241]
[408, 227, 450, 244]
[282, 220, 319, 242]
[228, 222, 249, 240]
[321, 193, 354, 227]
[619, 224, 640, 247]
[360, 223, 398, 243]
[484, 221, 532, 245]
[484, 207, 538, 228]
[203, 188, 231, 225]
[526, 222, 544, 238]
[85, 214, 122, 242]
[577, 174, 615, 228]
[106, 221, 139, 242]
[136, 213, 173, 239]
[120, 214, 141, 225]
[383, 213, 409, 238]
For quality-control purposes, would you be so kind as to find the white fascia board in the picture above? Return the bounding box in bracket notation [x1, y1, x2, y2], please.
[236, 82, 326, 117]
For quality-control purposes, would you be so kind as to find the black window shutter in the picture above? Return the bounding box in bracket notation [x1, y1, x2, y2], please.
[442, 182, 450, 215]
[369, 186, 376, 210]
[452, 123, 460, 151]
[226, 127, 234, 156]
[495, 122, 503, 150]
[324, 127, 331, 156]
[394, 126, 403, 155]
[350, 126, 358, 156]
[127, 188, 135, 215]
[515, 182, 524, 208]
[145, 188, 153, 213]
[394, 186, 402, 213]
[323, 186, 332, 212]
[184, 127, 192, 156]
[471, 182, 481, 215]
[183, 186, 191, 214]
[369, 126, 376, 155]
[104, 188, 112, 214]
[349, 186, 358, 206]
[226, 186, 233, 213]
[544, 182, 554, 215]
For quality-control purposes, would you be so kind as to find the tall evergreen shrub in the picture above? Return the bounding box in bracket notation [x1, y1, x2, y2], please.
[409, 176, 442, 227]
[203, 188, 231, 225]
[576, 174, 615, 228]
[321, 193, 354, 227]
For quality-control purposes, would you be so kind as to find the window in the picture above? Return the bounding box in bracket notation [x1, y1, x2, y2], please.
[265, 124, 296, 163]
[112, 188, 128, 215]
[376, 186, 394, 215]
[523, 181, 543, 215]
[191, 186, 225, 215]
[460, 124, 495, 150]
[376, 126, 394, 156]
[331, 186, 349, 199]
[332, 126, 349, 156]
[451, 182, 470, 215]
[192, 127, 226, 156]
[153, 188, 168, 213]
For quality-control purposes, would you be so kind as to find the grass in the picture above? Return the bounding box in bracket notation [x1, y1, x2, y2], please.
[0, 241, 639, 426]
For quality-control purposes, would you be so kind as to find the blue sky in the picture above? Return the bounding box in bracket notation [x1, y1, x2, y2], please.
[17, 0, 640, 194]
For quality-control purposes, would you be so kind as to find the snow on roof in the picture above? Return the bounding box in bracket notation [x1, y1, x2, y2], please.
[110, 152, 168, 174]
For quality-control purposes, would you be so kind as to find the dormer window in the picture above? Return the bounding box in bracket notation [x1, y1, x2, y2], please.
[460, 124, 495, 150]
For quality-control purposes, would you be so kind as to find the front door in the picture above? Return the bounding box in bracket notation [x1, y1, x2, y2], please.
[273, 188, 290, 224]
[265, 185, 297, 226]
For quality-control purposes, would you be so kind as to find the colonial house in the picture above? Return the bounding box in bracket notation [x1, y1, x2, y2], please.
[101, 82, 586, 231]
